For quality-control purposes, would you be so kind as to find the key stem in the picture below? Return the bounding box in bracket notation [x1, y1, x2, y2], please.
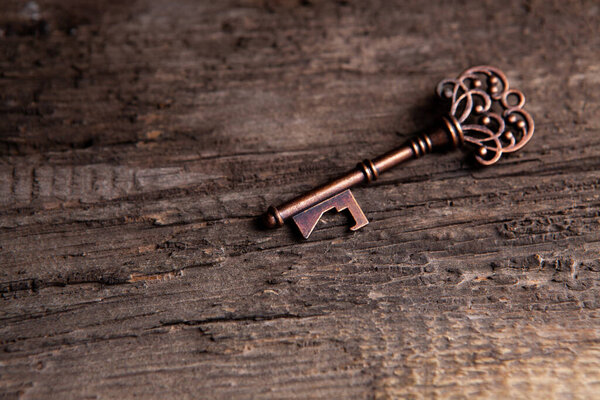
[262, 116, 463, 228]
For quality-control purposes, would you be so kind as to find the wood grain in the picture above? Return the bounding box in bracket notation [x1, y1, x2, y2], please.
[1, 0, 600, 398]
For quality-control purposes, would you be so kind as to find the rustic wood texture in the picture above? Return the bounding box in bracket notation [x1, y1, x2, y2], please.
[1, 0, 600, 398]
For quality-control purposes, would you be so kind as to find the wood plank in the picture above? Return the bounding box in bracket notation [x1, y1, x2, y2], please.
[1, 0, 600, 398]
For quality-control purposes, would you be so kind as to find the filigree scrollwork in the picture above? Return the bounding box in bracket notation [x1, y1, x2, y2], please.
[436, 66, 534, 165]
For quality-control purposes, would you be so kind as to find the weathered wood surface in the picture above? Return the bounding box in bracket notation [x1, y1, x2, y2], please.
[1, 0, 600, 398]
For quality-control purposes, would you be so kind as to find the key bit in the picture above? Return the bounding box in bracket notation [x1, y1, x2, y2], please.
[292, 189, 368, 239]
[262, 65, 535, 238]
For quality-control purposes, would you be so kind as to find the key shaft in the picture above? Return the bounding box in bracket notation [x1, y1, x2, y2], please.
[262, 116, 463, 228]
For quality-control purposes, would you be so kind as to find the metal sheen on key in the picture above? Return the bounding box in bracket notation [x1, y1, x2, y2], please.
[262, 66, 535, 239]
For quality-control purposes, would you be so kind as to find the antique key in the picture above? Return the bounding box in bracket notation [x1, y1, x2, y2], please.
[262, 66, 535, 238]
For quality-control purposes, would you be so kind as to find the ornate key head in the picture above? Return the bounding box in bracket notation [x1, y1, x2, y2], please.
[436, 66, 534, 165]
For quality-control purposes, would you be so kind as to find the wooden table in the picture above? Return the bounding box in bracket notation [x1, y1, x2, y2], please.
[1, 1, 599, 398]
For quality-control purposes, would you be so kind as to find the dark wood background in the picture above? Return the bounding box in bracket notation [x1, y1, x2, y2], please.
[1, 0, 599, 398]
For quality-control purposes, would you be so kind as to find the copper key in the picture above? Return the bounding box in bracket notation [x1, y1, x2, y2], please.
[262, 66, 535, 239]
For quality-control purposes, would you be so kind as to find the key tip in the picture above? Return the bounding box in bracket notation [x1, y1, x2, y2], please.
[262, 206, 283, 229]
